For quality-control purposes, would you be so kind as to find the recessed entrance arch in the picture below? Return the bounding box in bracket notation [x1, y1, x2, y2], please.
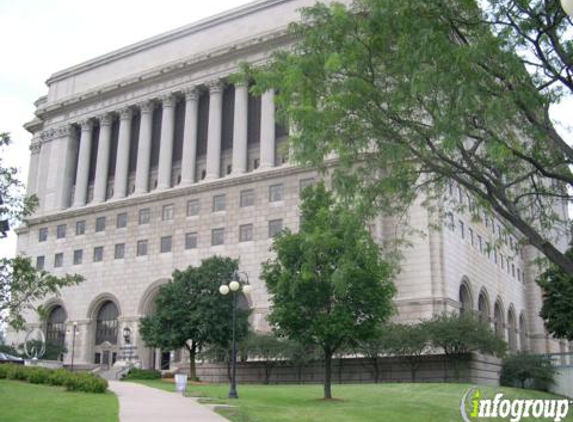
[88, 294, 121, 368]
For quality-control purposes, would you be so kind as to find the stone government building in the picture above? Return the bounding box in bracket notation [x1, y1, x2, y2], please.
[9, 0, 571, 371]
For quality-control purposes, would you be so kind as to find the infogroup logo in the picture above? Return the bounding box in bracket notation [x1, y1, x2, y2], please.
[460, 387, 571, 422]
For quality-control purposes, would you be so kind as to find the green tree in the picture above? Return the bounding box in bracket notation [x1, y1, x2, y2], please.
[244, 333, 291, 384]
[0, 256, 82, 330]
[354, 324, 392, 383]
[537, 247, 573, 340]
[424, 312, 507, 380]
[262, 183, 396, 399]
[500, 352, 557, 391]
[386, 324, 430, 383]
[139, 256, 250, 380]
[250, 0, 573, 274]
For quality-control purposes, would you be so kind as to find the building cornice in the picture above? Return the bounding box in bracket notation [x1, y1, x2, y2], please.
[35, 29, 293, 121]
[45, 0, 292, 85]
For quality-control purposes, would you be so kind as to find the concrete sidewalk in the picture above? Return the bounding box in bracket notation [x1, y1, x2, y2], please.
[108, 381, 232, 422]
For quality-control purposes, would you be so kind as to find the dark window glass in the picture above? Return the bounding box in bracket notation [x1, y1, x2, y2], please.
[185, 232, 198, 249]
[95, 301, 118, 345]
[95, 216, 106, 232]
[160, 236, 172, 253]
[39, 228, 48, 242]
[46, 306, 66, 350]
[116, 213, 128, 228]
[56, 224, 66, 239]
[76, 220, 86, 235]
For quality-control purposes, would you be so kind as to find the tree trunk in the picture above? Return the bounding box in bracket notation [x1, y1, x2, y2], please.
[324, 349, 333, 399]
[372, 357, 380, 383]
[186, 342, 198, 381]
[264, 363, 272, 385]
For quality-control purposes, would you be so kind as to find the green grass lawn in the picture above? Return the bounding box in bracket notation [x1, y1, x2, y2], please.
[133, 379, 573, 422]
[0, 379, 119, 422]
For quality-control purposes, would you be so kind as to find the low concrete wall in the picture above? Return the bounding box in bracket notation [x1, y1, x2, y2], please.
[550, 366, 573, 398]
[185, 353, 501, 386]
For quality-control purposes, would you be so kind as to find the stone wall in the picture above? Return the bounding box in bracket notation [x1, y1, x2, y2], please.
[187, 353, 501, 386]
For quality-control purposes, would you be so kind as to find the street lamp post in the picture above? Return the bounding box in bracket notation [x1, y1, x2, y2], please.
[67, 322, 79, 372]
[219, 271, 252, 399]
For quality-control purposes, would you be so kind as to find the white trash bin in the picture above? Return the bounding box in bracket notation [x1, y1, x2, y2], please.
[174, 373, 188, 394]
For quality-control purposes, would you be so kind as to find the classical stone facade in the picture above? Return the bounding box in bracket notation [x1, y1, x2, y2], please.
[9, 0, 570, 370]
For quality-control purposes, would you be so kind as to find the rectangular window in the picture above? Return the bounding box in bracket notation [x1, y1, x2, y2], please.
[299, 177, 315, 193]
[137, 240, 148, 256]
[186, 199, 200, 216]
[93, 246, 104, 262]
[457, 186, 463, 204]
[212, 194, 226, 212]
[484, 213, 489, 227]
[162, 204, 174, 221]
[486, 242, 491, 258]
[56, 224, 66, 239]
[211, 228, 225, 246]
[517, 269, 521, 282]
[95, 216, 106, 232]
[114, 243, 125, 259]
[54, 253, 63, 268]
[468, 228, 474, 246]
[240, 190, 254, 207]
[185, 232, 198, 250]
[269, 219, 283, 238]
[160, 236, 172, 253]
[269, 184, 284, 202]
[512, 264, 516, 277]
[458, 220, 465, 239]
[73, 249, 83, 265]
[494, 249, 498, 264]
[76, 220, 86, 236]
[139, 208, 150, 225]
[116, 212, 128, 228]
[36, 256, 45, 270]
[500, 254, 505, 269]
[478, 235, 483, 253]
[239, 224, 253, 242]
[38, 227, 48, 242]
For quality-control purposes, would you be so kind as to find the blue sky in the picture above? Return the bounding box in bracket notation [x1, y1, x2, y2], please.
[0, 0, 571, 259]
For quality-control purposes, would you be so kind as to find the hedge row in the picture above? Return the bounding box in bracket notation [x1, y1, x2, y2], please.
[122, 368, 161, 380]
[0, 364, 108, 393]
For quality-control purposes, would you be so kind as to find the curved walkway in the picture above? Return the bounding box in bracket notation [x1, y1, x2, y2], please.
[108, 381, 231, 422]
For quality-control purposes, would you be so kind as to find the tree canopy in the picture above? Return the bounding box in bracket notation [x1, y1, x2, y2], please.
[139, 256, 250, 380]
[262, 183, 396, 398]
[250, 0, 573, 273]
[537, 246, 573, 340]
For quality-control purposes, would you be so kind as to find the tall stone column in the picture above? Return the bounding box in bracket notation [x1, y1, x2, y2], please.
[44, 125, 78, 211]
[93, 114, 113, 203]
[35, 131, 53, 213]
[205, 81, 223, 180]
[134, 101, 153, 194]
[73, 120, 93, 207]
[231, 81, 248, 175]
[259, 88, 275, 169]
[113, 108, 132, 199]
[181, 86, 199, 186]
[26, 136, 41, 198]
[157, 94, 175, 189]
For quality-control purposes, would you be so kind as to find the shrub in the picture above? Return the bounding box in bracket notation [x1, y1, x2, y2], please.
[500, 353, 556, 391]
[123, 368, 161, 380]
[64, 372, 108, 394]
[48, 368, 70, 386]
[6, 364, 28, 381]
[27, 367, 52, 384]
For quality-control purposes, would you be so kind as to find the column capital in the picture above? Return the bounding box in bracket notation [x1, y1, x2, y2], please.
[207, 80, 224, 94]
[138, 100, 154, 114]
[79, 119, 93, 131]
[99, 113, 113, 126]
[119, 107, 133, 120]
[40, 129, 55, 144]
[234, 79, 249, 88]
[55, 124, 74, 138]
[184, 86, 200, 101]
[160, 93, 175, 108]
[29, 142, 42, 155]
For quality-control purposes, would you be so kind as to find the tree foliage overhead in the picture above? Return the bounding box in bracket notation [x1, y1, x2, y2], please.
[537, 246, 573, 340]
[139, 256, 250, 380]
[262, 183, 396, 398]
[250, 0, 573, 273]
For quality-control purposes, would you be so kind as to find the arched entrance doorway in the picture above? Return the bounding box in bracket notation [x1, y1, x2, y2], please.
[94, 301, 119, 368]
[45, 305, 66, 361]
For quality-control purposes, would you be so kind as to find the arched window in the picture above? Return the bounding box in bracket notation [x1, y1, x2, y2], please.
[95, 301, 119, 345]
[46, 306, 66, 347]
[507, 308, 517, 352]
[494, 301, 505, 340]
[519, 313, 528, 352]
[478, 292, 490, 323]
[459, 283, 472, 313]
